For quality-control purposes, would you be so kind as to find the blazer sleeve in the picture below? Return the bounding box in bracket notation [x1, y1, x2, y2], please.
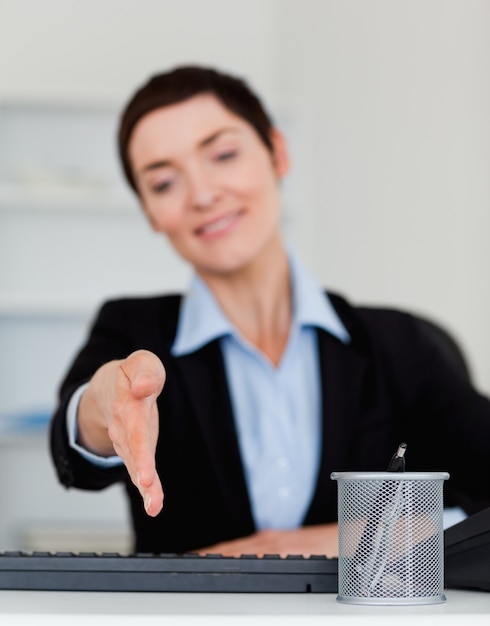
[50, 300, 140, 491]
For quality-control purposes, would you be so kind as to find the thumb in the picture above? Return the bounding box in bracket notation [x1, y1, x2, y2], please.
[121, 349, 166, 399]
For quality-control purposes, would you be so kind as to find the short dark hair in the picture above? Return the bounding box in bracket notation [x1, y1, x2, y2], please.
[118, 65, 275, 192]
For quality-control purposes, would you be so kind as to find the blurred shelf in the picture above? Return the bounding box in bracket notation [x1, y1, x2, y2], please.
[0, 99, 135, 214]
[0, 295, 95, 318]
[0, 299, 93, 317]
[0, 183, 136, 213]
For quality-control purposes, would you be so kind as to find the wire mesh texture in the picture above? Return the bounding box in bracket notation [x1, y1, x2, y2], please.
[331, 472, 449, 605]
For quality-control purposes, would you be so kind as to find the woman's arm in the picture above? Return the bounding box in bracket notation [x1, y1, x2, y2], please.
[198, 523, 339, 558]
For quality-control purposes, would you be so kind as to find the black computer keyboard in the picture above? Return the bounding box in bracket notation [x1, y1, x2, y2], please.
[444, 506, 490, 592]
[0, 551, 338, 593]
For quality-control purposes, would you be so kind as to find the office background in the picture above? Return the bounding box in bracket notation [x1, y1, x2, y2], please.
[0, 0, 489, 551]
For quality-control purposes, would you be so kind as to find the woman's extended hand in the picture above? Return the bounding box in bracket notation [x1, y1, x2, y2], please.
[198, 523, 339, 558]
[77, 349, 166, 517]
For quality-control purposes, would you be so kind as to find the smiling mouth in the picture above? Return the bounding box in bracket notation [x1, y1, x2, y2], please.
[196, 210, 243, 237]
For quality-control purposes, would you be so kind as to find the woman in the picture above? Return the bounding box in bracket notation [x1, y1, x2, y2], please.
[50, 66, 490, 556]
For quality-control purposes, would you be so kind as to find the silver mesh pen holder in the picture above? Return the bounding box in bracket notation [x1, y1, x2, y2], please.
[331, 471, 450, 605]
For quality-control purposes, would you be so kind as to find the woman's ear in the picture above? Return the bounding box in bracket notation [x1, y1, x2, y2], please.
[270, 128, 290, 179]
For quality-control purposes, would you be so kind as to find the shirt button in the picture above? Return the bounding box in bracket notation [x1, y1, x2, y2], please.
[278, 486, 291, 499]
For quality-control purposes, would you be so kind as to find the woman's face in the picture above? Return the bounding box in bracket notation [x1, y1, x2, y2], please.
[128, 94, 289, 276]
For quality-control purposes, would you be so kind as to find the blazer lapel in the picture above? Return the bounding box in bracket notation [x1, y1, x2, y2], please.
[175, 340, 255, 535]
[305, 329, 369, 523]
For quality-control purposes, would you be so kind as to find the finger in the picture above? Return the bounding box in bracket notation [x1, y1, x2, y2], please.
[120, 350, 166, 400]
[140, 473, 165, 517]
[125, 401, 164, 517]
[132, 432, 163, 517]
[113, 431, 164, 517]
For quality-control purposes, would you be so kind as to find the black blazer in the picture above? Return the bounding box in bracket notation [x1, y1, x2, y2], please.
[50, 292, 490, 553]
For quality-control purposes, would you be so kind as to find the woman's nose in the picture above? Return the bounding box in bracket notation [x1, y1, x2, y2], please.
[188, 170, 220, 210]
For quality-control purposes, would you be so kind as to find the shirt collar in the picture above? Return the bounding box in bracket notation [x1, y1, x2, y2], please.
[289, 249, 350, 343]
[171, 250, 350, 356]
[171, 274, 233, 356]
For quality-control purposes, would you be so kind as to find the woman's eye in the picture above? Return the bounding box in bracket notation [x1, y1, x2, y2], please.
[215, 150, 237, 162]
[152, 180, 173, 193]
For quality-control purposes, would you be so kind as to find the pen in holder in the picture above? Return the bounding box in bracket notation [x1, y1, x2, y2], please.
[331, 445, 449, 605]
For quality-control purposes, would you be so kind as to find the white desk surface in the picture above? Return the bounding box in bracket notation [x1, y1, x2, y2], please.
[0, 589, 489, 625]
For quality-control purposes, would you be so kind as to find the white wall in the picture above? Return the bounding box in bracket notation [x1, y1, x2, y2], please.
[0, 0, 488, 548]
[275, 0, 490, 393]
[0, 0, 282, 102]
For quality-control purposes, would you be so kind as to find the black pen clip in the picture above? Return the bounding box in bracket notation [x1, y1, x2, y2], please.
[387, 442, 407, 473]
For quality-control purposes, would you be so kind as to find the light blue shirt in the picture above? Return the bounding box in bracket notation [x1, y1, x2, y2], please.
[68, 252, 350, 529]
[171, 251, 350, 529]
